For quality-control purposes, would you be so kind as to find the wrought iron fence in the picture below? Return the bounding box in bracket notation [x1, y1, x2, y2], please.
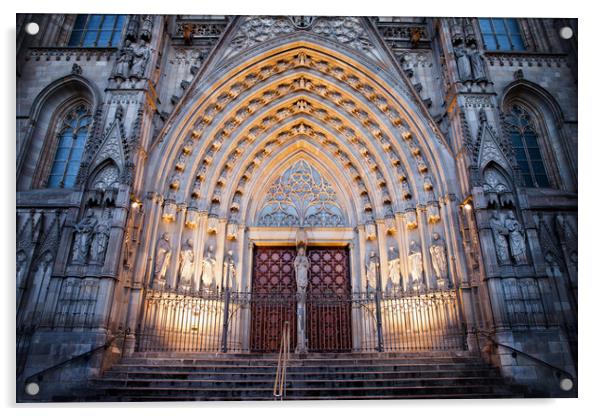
[135, 287, 467, 353]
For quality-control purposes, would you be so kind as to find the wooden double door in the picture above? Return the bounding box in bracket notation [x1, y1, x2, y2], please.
[250, 246, 352, 353]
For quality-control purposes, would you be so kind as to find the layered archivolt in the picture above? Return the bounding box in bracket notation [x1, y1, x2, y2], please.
[149, 45, 456, 226]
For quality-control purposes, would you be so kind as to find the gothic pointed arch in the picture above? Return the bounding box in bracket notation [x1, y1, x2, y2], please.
[501, 78, 576, 191]
[18, 73, 101, 191]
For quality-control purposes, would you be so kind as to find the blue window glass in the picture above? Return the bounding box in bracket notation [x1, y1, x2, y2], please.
[47, 104, 92, 189]
[67, 14, 125, 47]
[505, 105, 550, 188]
[478, 18, 526, 51]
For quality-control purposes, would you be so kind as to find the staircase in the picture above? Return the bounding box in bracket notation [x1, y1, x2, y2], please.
[91, 351, 526, 401]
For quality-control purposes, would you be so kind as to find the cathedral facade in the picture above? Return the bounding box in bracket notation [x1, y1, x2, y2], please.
[16, 14, 578, 400]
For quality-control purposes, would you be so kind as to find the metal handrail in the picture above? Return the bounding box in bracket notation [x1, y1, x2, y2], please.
[273, 321, 290, 400]
[472, 328, 575, 381]
[24, 328, 129, 384]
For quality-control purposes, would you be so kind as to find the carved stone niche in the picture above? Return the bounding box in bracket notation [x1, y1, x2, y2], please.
[226, 222, 239, 240]
[207, 216, 219, 234]
[162, 200, 177, 222]
[404, 209, 418, 230]
[185, 208, 200, 229]
[427, 202, 441, 224]
[365, 222, 377, 240]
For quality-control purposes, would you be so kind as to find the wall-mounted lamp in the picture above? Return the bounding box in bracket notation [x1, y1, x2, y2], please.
[130, 196, 142, 210]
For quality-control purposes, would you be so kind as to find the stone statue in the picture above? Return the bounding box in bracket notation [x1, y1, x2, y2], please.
[130, 40, 150, 79]
[429, 232, 449, 290]
[178, 239, 195, 290]
[72, 210, 98, 264]
[468, 43, 487, 82]
[294, 245, 310, 353]
[366, 251, 379, 291]
[223, 250, 237, 290]
[408, 240, 424, 291]
[200, 245, 217, 289]
[490, 212, 511, 264]
[294, 246, 310, 294]
[154, 233, 172, 288]
[505, 212, 528, 265]
[90, 214, 111, 265]
[112, 40, 133, 79]
[387, 246, 401, 293]
[454, 45, 472, 82]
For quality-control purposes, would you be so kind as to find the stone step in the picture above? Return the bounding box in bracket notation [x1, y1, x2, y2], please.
[102, 368, 499, 380]
[98, 384, 518, 399]
[96, 376, 508, 389]
[96, 392, 519, 401]
[108, 362, 491, 374]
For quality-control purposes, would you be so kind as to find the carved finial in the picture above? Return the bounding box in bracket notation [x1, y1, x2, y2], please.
[71, 63, 82, 75]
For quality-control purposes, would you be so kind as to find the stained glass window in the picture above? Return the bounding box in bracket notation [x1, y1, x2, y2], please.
[68, 15, 125, 47]
[479, 18, 526, 51]
[505, 105, 550, 188]
[47, 104, 92, 188]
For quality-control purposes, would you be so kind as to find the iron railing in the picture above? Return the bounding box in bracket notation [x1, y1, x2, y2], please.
[273, 321, 290, 400]
[135, 286, 467, 353]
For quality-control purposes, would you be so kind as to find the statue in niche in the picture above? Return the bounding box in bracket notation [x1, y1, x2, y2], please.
[178, 239, 195, 290]
[72, 210, 98, 264]
[112, 40, 134, 80]
[454, 44, 472, 82]
[90, 211, 111, 265]
[505, 212, 528, 265]
[429, 233, 449, 290]
[387, 246, 401, 293]
[200, 245, 217, 289]
[468, 43, 487, 82]
[223, 250, 237, 290]
[365, 251, 379, 291]
[153, 233, 172, 288]
[490, 212, 511, 265]
[408, 240, 424, 291]
[130, 40, 150, 80]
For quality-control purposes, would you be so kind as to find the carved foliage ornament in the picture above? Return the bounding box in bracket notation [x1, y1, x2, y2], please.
[257, 160, 345, 227]
[230, 16, 374, 52]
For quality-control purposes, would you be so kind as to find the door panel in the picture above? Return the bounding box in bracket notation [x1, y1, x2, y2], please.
[250, 246, 351, 353]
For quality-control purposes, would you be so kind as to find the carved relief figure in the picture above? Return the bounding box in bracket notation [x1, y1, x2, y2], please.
[366, 251, 379, 291]
[131, 40, 150, 79]
[200, 245, 217, 289]
[505, 212, 528, 265]
[429, 233, 449, 289]
[72, 210, 98, 264]
[490, 212, 511, 264]
[387, 247, 401, 293]
[223, 250, 237, 290]
[468, 43, 487, 82]
[454, 45, 472, 82]
[112, 40, 133, 79]
[178, 239, 195, 290]
[294, 246, 310, 294]
[90, 213, 111, 265]
[154, 233, 172, 288]
[408, 240, 424, 291]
